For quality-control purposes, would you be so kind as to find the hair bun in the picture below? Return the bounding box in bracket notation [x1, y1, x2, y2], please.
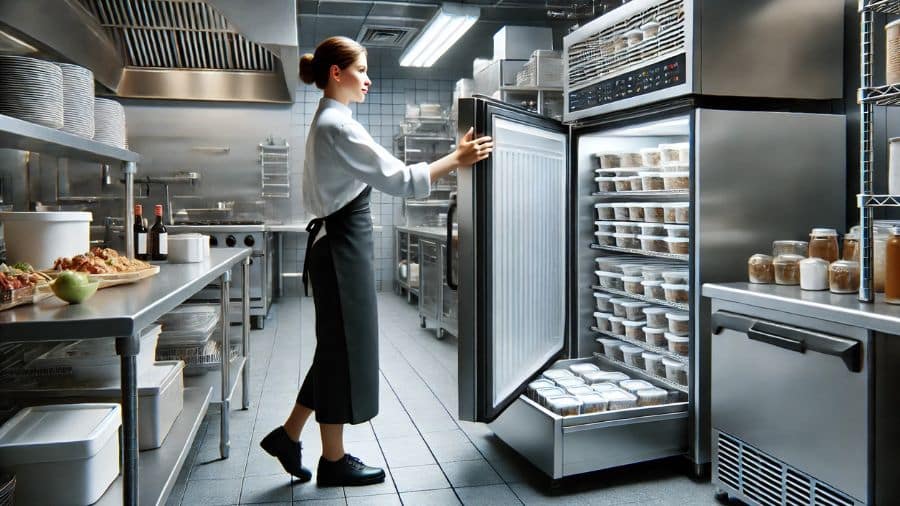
[299, 53, 316, 85]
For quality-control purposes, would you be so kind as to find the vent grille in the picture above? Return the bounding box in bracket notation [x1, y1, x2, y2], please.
[79, 0, 276, 71]
[566, 0, 685, 90]
[357, 25, 416, 48]
[716, 433, 856, 506]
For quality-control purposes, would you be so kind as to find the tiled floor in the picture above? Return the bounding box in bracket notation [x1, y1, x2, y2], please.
[165, 293, 724, 505]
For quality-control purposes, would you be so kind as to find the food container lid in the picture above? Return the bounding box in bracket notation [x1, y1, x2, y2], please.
[593, 311, 612, 318]
[665, 311, 690, 321]
[663, 237, 690, 243]
[620, 301, 650, 308]
[641, 202, 663, 207]
[643, 326, 666, 334]
[642, 351, 663, 359]
[610, 203, 632, 208]
[664, 332, 690, 342]
[542, 369, 574, 379]
[640, 147, 661, 153]
[625, 29, 643, 37]
[591, 382, 621, 392]
[799, 257, 829, 266]
[829, 260, 860, 271]
[662, 269, 688, 277]
[607, 316, 625, 323]
[637, 222, 665, 229]
[643, 307, 668, 315]
[609, 297, 633, 304]
[595, 371, 630, 382]
[593, 292, 614, 299]
[528, 379, 555, 389]
[749, 253, 773, 262]
[619, 345, 644, 354]
[535, 386, 566, 397]
[621, 319, 647, 328]
[621, 275, 643, 282]
[661, 357, 685, 368]
[599, 389, 637, 403]
[569, 363, 600, 374]
[810, 228, 838, 236]
[546, 396, 582, 410]
[595, 231, 614, 236]
[640, 21, 661, 30]
[611, 221, 639, 227]
[594, 203, 615, 208]
[773, 240, 807, 246]
[773, 254, 805, 264]
[576, 393, 607, 404]
[596, 168, 644, 175]
[597, 337, 621, 345]
[619, 379, 655, 391]
[662, 202, 690, 208]
[887, 19, 900, 29]
[0, 211, 93, 222]
[637, 387, 668, 400]
[641, 279, 664, 286]
[611, 176, 634, 181]
[565, 385, 596, 396]
[596, 270, 624, 279]
[663, 224, 689, 231]
[0, 403, 121, 464]
[660, 283, 689, 290]
[662, 171, 689, 177]
[636, 234, 667, 241]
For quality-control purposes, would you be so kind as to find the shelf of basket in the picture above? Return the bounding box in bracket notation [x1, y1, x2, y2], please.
[857, 194, 900, 207]
[591, 285, 689, 311]
[591, 244, 689, 262]
[861, 0, 900, 14]
[591, 352, 688, 394]
[591, 326, 689, 366]
[859, 84, 900, 105]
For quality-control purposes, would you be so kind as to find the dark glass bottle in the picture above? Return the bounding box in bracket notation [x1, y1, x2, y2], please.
[133, 204, 148, 260]
[149, 204, 168, 261]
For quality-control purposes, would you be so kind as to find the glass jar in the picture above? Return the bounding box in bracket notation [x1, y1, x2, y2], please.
[843, 226, 860, 261]
[844, 224, 889, 292]
[773, 254, 803, 285]
[829, 260, 860, 294]
[799, 258, 829, 291]
[809, 228, 839, 263]
[748, 254, 774, 284]
[772, 240, 808, 257]
[886, 227, 900, 304]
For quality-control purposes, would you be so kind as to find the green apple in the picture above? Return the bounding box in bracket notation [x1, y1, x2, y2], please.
[51, 271, 98, 304]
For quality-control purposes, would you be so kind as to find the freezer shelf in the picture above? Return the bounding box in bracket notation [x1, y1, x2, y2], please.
[488, 356, 688, 479]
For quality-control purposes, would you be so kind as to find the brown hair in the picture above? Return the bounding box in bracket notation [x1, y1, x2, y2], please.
[299, 36, 367, 90]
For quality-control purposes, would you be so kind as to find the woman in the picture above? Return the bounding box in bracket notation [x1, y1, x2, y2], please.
[260, 36, 493, 486]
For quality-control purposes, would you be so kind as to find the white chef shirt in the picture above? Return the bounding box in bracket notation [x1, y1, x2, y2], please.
[302, 97, 431, 222]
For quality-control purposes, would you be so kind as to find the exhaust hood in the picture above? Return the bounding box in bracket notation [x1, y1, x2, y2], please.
[0, 0, 298, 103]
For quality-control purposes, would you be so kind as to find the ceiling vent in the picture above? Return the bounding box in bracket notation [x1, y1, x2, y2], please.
[357, 25, 417, 48]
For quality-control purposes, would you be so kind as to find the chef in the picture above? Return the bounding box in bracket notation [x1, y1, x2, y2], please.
[260, 36, 493, 487]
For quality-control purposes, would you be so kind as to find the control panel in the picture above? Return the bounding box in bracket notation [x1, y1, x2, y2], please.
[568, 53, 686, 113]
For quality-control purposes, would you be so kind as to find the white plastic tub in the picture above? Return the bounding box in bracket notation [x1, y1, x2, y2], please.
[0, 403, 121, 505]
[663, 224, 690, 238]
[637, 234, 669, 253]
[593, 311, 612, 331]
[168, 234, 208, 263]
[0, 211, 92, 269]
[595, 203, 615, 221]
[662, 357, 688, 385]
[665, 332, 690, 356]
[593, 292, 614, 312]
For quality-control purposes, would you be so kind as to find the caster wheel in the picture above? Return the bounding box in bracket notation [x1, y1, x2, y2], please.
[251, 315, 265, 330]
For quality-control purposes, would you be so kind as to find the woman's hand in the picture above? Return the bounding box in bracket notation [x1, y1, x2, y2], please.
[455, 127, 493, 166]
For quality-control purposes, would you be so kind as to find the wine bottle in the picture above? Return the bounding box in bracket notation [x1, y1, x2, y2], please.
[149, 204, 168, 261]
[133, 204, 148, 260]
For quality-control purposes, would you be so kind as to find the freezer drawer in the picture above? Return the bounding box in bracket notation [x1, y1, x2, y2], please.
[489, 357, 688, 479]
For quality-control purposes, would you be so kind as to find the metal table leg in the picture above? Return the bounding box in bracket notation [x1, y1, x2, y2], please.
[277, 232, 284, 298]
[116, 332, 141, 506]
[242, 256, 251, 410]
[219, 270, 231, 459]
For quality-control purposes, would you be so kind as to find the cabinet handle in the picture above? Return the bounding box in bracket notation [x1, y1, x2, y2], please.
[712, 311, 862, 373]
[446, 193, 458, 290]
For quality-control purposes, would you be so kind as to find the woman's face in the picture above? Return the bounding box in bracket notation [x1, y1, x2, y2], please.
[334, 54, 371, 103]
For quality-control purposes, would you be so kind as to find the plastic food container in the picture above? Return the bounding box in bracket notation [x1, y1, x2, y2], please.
[0, 211, 92, 270]
[554, 376, 587, 390]
[599, 337, 624, 359]
[622, 276, 644, 295]
[638, 235, 669, 253]
[595, 221, 615, 233]
[772, 240, 809, 257]
[591, 382, 620, 392]
[643, 326, 667, 347]
[577, 393, 609, 414]
[619, 152, 642, 167]
[664, 143, 690, 163]
[0, 403, 121, 505]
[609, 298, 632, 318]
[829, 260, 860, 294]
[612, 176, 633, 192]
[642, 280, 665, 300]
[643, 203, 666, 223]
[637, 223, 666, 236]
[594, 176, 617, 193]
[620, 345, 645, 368]
[618, 379, 655, 393]
[662, 172, 689, 190]
[773, 254, 804, 285]
[661, 283, 689, 303]
[642, 352, 665, 376]
[595, 153, 621, 169]
[621, 301, 650, 320]
[613, 233, 640, 249]
[612, 221, 640, 234]
[665, 332, 690, 356]
[662, 357, 688, 385]
[594, 231, 616, 246]
[676, 203, 690, 223]
[595, 257, 622, 273]
[663, 224, 689, 238]
[168, 234, 208, 263]
[643, 307, 668, 328]
[662, 203, 689, 224]
[628, 175, 644, 191]
[527, 379, 556, 400]
[547, 396, 582, 416]
[542, 369, 574, 381]
[594, 371, 630, 383]
[611, 203, 631, 221]
[665, 311, 690, 336]
[800, 257, 830, 291]
[661, 270, 689, 284]
[608, 316, 626, 336]
[595, 203, 615, 221]
[622, 320, 646, 340]
[636, 387, 668, 407]
[628, 205, 645, 221]
[809, 228, 840, 264]
[157, 305, 220, 346]
[597, 271, 625, 290]
[624, 29, 643, 47]
[620, 264, 647, 277]
[593, 311, 612, 331]
[748, 254, 775, 284]
[665, 237, 690, 255]
[600, 389, 638, 410]
[569, 363, 600, 375]
[565, 385, 596, 397]
[535, 387, 566, 406]
[640, 21, 661, 38]
[641, 266, 669, 281]
[640, 147, 662, 167]
[593, 292, 614, 312]
[640, 172, 664, 191]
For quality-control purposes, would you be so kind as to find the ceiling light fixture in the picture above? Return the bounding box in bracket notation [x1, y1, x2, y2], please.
[399, 3, 480, 67]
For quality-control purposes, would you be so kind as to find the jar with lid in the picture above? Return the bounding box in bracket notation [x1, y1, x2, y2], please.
[843, 226, 860, 261]
[772, 240, 808, 257]
[886, 227, 900, 304]
[829, 260, 860, 294]
[799, 258, 829, 291]
[748, 254, 774, 284]
[809, 228, 839, 263]
[773, 254, 803, 285]
[844, 224, 890, 292]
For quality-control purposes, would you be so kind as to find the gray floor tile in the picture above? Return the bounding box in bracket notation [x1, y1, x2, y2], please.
[378, 435, 435, 468]
[293, 499, 347, 505]
[429, 442, 483, 464]
[440, 460, 503, 488]
[342, 472, 396, 497]
[400, 488, 461, 505]
[244, 448, 292, 478]
[292, 484, 345, 502]
[190, 452, 250, 480]
[390, 464, 451, 493]
[455, 484, 523, 506]
[181, 477, 242, 506]
[346, 493, 402, 506]
[240, 474, 295, 504]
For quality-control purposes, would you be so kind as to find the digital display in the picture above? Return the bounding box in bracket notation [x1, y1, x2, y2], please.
[568, 53, 687, 113]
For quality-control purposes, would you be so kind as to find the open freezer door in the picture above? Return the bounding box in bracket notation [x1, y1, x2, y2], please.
[455, 96, 571, 423]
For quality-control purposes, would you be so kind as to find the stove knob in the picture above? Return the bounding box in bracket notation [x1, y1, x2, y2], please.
[209, 236, 218, 247]
[226, 235, 237, 247]
[244, 235, 255, 247]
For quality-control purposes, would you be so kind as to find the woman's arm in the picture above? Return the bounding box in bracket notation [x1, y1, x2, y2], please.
[427, 127, 493, 182]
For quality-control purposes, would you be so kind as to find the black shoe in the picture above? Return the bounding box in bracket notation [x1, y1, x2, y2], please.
[316, 454, 386, 487]
[259, 426, 312, 482]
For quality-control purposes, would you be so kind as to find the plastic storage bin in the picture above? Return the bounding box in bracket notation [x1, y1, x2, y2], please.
[156, 304, 220, 345]
[663, 224, 689, 238]
[620, 345, 645, 368]
[593, 312, 612, 331]
[622, 276, 644, 295]
[593, 292, 614, 312]
[641, 172, 665, 190]
[595, 203, 615, 220]
[0, 403, 121, 505]
[622, 320, 646, 340]
[642, 280, 665, 300]
[661, 270, 689, 284]
[618, 379, 655, 393]
[594, 231, 616, 246]
[612, 221, 640, 234]
[608, 316, 626, 336]
[662, 357, 688, 385]
[636, 387, 668, 406]
[665, 333, 690, 356]
[664, 237, 690, 255]
[613, 233, 640, 249]
[642, 352, 665, 377]
[642, 203, 665, 223]
[167, 234, 208, 263]
[661, 283, 689, 303]
[596, 271, 624, 290]
[568, 363, 600, 376]
[609, 298, 632, 318]
[0, 211, 92, 270]
[600, 389, 638, 410]
[595, 176, 616, 193]
[611, 203, 631, 221]
[598, 338, 624, 360]
[662, 172, 689, 190]
[638, 235, 668, 253]
[640, 147, 662, 167]
[577, 393, 608, 414]
[542, 369, 574, 381]
[642, 307, 668, 328]
[621, 301, 650, 320]
[643, 326, 667, 347]
[666, 311, 690, 336]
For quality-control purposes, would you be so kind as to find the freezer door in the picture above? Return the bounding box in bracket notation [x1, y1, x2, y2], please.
[456, 97, 571, 423]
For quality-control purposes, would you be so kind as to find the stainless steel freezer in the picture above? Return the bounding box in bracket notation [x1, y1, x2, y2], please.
[448, 96, 845, 480]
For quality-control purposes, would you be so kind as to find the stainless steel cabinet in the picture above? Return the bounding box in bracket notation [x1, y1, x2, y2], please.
[418, 239, 441, 327]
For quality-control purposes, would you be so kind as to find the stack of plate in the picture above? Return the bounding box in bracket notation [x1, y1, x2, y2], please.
[0, 473, 13, 506]
[93, 98, 126, 149]
[57, 63, 94, 139]
[0, 56, 63, 129]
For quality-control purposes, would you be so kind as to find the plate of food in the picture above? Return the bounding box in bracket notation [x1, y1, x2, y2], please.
[47, 248, 160, 288]
[0, 263, 53, 311]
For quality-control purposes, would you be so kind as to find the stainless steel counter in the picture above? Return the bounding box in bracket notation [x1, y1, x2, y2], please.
[397, 225, 447, 241]
[702, 282, 900, 335]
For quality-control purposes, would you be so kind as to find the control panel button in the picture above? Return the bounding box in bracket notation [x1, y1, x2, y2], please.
[209, 236, 218, 247]
[244, 235, 255, 247]
[226, 235, 237, 247]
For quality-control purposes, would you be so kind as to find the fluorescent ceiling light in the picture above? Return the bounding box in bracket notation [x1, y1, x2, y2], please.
[400, 3, 479, 67]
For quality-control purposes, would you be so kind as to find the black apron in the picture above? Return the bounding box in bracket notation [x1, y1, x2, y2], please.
[297, 186, 378, 424]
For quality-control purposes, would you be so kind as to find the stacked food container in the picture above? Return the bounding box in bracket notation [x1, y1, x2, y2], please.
[155, 304, 233, 375]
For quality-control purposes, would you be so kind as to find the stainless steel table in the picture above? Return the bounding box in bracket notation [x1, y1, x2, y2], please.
[0, 248, 252, 506]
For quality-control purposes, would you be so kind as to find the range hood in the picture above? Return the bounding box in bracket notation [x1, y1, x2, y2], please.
[0, 0, 298, 103]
